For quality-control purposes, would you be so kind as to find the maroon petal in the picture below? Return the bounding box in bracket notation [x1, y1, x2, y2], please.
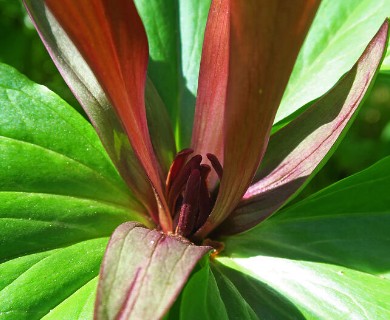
[191, 0, 230, 187]
[95, 222, 211, 320]
[219, 20, 389, 235]
[23, 0, 154, 216]
[196, 0, 320, 239]
[25, 0, 172, 230]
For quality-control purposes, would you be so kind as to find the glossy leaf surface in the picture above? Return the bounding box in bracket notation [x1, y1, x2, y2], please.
[0, 64, 144, 319]
[277, 0, 390, 123]
[219, 257, 390, 319]
[224, 155, 390, 279]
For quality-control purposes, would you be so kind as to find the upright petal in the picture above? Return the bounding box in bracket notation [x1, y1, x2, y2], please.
[41, 0, 171, 230]
[196, 0, 320, 238]
[191, 0, 230, 187]
[221, 20, 390, 235]
[23, 0, 155, 218]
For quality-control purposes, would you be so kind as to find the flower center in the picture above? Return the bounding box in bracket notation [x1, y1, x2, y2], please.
[165, 149, 223, 241]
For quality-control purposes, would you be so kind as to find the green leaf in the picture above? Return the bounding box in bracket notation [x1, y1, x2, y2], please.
[276, 0, 390, 124]
[213, 262, 305, 320]
[178, 257, 301, 320]
[95, 222, 211, 320]
[0, 63, 146, 318]
[42, 278, 98, 320]
[177, 258, 229, 320]
[135, 0, 211, 149]
[219, 154, 390, 318]
[0, 239, 107, 319]
[218, 256, 390, 319]
[224, 155, 390, 279]
[175, 258, 258, 320]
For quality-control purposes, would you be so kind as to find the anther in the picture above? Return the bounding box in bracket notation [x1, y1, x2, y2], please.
[175, 169, 201, 237]
[206, 153, 223, 180]
[166, 148, 193, 190]
[167, 154, 202, 213]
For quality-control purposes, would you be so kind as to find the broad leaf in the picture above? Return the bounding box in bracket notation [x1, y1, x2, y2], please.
[175, 258, 302, 319]
[218, 257, 390, 319]
[95, 222, 211, 320]
[0, 64, 143, 318]
[219, 20, 389, 235]
[170, 258, 257, 320]
[0, 239, 107, 319]
[135, 0, 211, 149]
[218, 148, 390, 318]
[276, 0, 390, 123]
[224, 155, 390, 279]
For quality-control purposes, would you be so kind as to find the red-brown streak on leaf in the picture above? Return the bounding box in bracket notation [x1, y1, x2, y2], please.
[191, 0, 230, 188]
[95, 222, 211, 320]
[195, 0, 321, 239]
[115, 268, 141, 320]
[45, 0, 172, 231]
[218, 20, 389, 235]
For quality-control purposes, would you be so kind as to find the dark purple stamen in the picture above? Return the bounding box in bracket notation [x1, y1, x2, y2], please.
[165, 150, 223, 240]
[175, 169, 201, 237]
[166, 148, 193, 190]
[196, 165, 212, 230]
[206, 153, 223, 180]
[167, 154, 202, 213]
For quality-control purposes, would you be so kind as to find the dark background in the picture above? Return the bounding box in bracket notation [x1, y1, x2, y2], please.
[1, 1, 390, 200]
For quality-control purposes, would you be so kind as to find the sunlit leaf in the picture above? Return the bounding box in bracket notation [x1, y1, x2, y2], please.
[0, 64, 144, 319]
[277, 0, 390, 123]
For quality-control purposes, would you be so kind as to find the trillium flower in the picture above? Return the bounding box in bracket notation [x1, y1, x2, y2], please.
[9, 0, 388, 318]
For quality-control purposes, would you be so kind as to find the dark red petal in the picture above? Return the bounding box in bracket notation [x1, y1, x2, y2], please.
[191, 0, 230, 187]
[196, 0, 320, 238]
[219, 20, 390, 235]
[44, 0, 171, 231]
[23, 0, 157, 217]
